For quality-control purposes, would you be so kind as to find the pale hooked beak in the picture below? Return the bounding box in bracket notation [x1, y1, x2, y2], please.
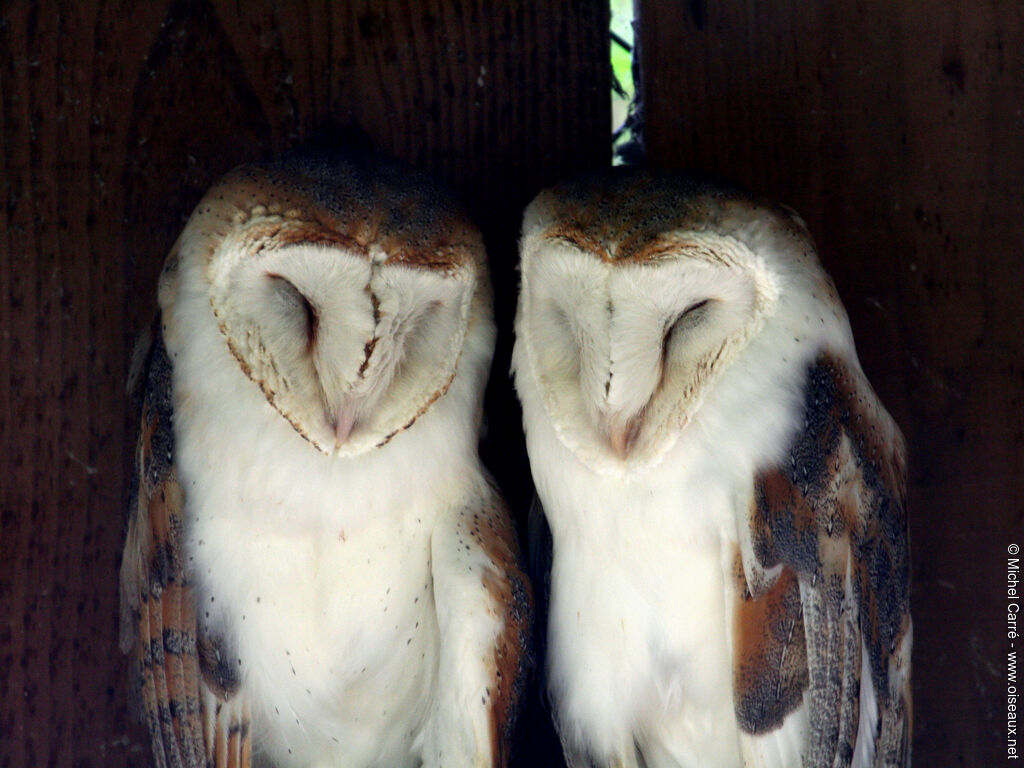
[607, 412, 643, 459]
[333, 397, 360, 447]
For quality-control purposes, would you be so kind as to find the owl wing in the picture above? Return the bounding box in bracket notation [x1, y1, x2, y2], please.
[423, 483, 534, 767]
[733, 353, 912, 768]
[119, 318, 251, 768]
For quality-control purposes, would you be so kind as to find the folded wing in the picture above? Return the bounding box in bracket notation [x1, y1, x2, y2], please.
[119, 319, 251, 768]
[734, 353, 912, 768]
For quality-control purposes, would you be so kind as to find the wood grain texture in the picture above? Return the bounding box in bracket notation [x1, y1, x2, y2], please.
[639, 2, 1023, 764]
[0, 2, 609, 766]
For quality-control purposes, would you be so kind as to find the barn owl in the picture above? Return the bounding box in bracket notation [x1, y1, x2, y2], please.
[119, 148, 532, 768]
[512, 169, 911, 768]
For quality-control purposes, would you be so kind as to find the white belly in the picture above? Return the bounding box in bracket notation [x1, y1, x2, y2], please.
[542, 465, 745, 768]
[193, 502, 441, 767]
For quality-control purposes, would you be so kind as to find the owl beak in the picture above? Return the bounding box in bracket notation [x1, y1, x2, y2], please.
[608, 413, 643, 459]
[333, 397, 359, 447]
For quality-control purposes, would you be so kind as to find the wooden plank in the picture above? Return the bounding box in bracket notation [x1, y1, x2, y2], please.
[638, 1, 1024, 764]
[0, 2, 609, 766]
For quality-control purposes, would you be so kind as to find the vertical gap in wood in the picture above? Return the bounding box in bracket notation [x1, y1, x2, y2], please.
[611, 0, 640, 165]
[630, 0, 645, 165]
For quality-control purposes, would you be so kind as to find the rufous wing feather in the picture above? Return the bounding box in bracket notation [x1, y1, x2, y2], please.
[479, 492, 533, 768]
[734, 353, 912, 767]
[120, 318, 251, 768]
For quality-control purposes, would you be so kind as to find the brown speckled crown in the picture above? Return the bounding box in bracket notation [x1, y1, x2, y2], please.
[530, 168, 805, 264]
[198, 148, 485, 273]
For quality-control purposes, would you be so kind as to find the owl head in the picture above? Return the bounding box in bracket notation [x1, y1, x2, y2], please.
[161, 150, 492, 456]
[513, 169, 847, 474]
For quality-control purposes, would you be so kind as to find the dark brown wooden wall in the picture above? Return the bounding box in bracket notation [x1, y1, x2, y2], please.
[640, 2, 1023, 765]
[0, 2, 607, 765]
[2, 1, 1019, 766]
